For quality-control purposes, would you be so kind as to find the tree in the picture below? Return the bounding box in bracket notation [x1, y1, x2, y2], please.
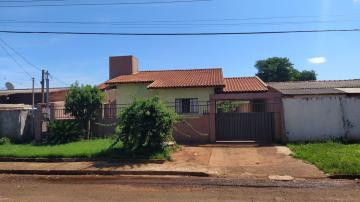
[115, 97, 179, 153]
[255, 57, 316, 82]
[297, 70, 317, 81]
[65, 82, 104, 139]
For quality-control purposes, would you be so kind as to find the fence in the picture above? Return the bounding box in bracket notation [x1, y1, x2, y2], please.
[48, 101, 283, 121]
[43, 101, 211, 140]
[37, 100, 283, 143]
[215, 101, 281, 113]
[49, 101, 212, 120]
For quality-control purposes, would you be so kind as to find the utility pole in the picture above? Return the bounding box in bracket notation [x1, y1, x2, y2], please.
[31, 77, 35, 139]
[31, 77, 35, 110]
[45, 70, 50, 118]
[41, 69, 45, 104]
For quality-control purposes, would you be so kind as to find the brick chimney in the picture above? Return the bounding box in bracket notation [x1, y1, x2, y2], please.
[109, 55, 139, 79]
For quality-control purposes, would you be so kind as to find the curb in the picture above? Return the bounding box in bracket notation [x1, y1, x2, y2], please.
[329, 175, 360, 180]
[0, 169, 210, 177]
[0, 157, 166, 164]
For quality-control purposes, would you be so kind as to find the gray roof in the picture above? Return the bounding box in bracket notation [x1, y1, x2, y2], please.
[268, 79, 360, 95]
[0, 87, 68, 96]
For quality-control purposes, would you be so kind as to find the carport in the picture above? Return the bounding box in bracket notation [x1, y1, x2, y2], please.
[209, 78, 285, 143]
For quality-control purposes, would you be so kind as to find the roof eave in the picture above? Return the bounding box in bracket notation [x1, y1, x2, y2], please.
[220, 90, 268, 94]
[147, 84, 225, 89]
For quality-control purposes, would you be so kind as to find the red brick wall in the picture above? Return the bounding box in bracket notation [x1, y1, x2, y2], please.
[49, 89, 69, 103]
[109, 56, 138, 79]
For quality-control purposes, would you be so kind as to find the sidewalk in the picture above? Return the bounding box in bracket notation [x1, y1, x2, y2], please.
[0, 144, 326, 179]
[0, 160, 212, 177]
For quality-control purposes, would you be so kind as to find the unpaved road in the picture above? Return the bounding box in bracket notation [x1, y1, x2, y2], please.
[0, 174, 359, 201]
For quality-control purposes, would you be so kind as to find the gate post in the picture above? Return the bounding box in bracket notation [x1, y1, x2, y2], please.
[209, 99, 216, 143]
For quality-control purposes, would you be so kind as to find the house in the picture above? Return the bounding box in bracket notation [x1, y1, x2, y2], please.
[0, 87, 69, 106]
[269, 79, 360, 141]
[104, 56, 284, 143]
[105, 56, 272, 110]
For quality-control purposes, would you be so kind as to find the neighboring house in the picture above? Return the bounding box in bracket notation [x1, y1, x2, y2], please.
[269, 80, 360, 141]
[103, 56, 284, 143]
[0, 88, 69, 106]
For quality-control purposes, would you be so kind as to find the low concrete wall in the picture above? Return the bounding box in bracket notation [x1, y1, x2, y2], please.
[283, 95, 360, 141]
[0, 109, 33, 141]
[173, 115, 210, 144]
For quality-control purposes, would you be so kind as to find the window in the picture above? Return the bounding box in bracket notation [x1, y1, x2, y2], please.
[175, 98, 199, 114]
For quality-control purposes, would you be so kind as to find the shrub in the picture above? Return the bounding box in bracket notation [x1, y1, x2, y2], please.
[65, 82, 104, 139]
[43, 120, 85, 145]
[115, 97, 179, 153]
[0, 137, 11, 145]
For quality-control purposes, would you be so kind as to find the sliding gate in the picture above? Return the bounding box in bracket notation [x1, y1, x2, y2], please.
[215, 102, 279, 142]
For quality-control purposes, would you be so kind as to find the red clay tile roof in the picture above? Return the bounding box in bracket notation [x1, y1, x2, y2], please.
[106, 68, 224, 89]
[222, 77, 268, 93]
[98, 83, 108, 90]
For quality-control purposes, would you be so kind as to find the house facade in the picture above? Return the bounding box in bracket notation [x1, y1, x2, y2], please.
[103, 56, 284, 143]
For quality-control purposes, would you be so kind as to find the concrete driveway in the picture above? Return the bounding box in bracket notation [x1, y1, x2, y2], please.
[171, 144, 326, 179]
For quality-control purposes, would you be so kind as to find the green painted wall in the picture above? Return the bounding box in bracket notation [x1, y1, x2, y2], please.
[116, 83, 214, 105]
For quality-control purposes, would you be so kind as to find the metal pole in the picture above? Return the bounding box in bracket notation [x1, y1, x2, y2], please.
[41, 69, 45, 104]
[31, 77, 36, 139]
[32, 77, 35, 110]
[45, 71, 50, 118]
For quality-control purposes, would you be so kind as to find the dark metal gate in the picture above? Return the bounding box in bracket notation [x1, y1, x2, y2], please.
[215, 102, 278, 142]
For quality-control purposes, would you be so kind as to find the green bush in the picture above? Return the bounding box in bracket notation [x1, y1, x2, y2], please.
[43, 120, 85, 145]
[65, 82, 104, 139]
[0, 137, 11, 145]
[116, 97, 179, 153]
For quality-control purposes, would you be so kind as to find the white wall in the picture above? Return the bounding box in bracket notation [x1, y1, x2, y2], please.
[0, 109, 32, 141]
[342, 97, 360, 140]
[283, 95, 360, 141]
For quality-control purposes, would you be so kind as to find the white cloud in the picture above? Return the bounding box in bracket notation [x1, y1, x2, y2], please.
[308, 57, 327, 64]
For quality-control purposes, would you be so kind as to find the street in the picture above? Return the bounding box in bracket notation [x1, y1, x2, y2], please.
[0, 175, 359, 201]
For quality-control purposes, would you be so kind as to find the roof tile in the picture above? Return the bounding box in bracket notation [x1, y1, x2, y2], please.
[106, 68, 224, 89]
[222, 77, 268, 93]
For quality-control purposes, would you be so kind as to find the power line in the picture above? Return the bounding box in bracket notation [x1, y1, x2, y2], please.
[48, 73, 69, 86]
[0, 14, 348, 24]
[0, 0, 211, 7]
[0, 37, 41, 72]
[0, 29, 358, 36]
[0, 40, 33, 78]
[1, 0, 66, 2]
[0, 37, 69, 86]
[0, 19, 358, 27]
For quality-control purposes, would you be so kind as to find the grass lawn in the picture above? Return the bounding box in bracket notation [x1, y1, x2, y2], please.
[0, 138, 171, 160]
[288, 141, 360, 175]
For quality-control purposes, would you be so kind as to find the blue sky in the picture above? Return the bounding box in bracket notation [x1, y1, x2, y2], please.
[0, 0, 359, 89]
